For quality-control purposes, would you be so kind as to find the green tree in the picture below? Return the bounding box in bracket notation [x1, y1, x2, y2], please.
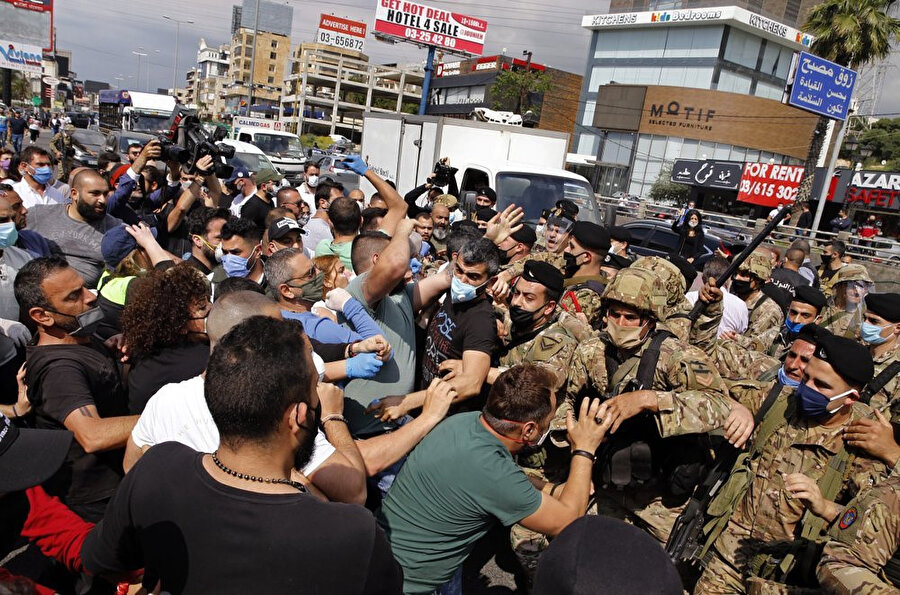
[854, 117, 900, 162]
[796, 0, 900, 201]
[648, 163, 690, 204]
[11, 72, 31, 103]
[490, 68, 552, 115]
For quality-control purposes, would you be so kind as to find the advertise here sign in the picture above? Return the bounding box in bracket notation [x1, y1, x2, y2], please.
[845, 171, 900, 211]
[0, 39, 42, 74]
[374, 0, 487, 56]
[317, 14, 367, 53]
[737, 162, 805, 207]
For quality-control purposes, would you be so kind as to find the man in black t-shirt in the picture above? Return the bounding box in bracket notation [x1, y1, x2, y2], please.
[82, 316, 402, 594]
[15, 256, 137, 522]
[240, 168, 282, 229]
[769, 246, 811, 297]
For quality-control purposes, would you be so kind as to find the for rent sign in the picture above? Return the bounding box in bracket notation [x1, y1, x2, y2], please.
[845, 171, 900, 211]
[374, 0, 487, 56]
[737, 162, 805, 207]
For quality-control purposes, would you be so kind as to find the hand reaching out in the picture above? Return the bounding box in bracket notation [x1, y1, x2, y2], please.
[483, 204, 524, 245]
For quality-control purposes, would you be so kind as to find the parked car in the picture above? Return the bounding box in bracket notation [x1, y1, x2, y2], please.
[318, 155, 360, 191]
[66, 111, 92, 129]
[105, 130, 156, 162]
[620, 219, 728, 269]
[220, 139, 278, 175]
[70, 129, 106, 168]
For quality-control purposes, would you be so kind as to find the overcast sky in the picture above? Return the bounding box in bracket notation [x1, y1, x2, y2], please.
[55, 0, 899, 116]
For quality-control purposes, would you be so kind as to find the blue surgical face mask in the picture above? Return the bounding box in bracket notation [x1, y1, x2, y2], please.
[30, 165, 53, 185]
[222, 253, 252, 278]
[796, 383, 856, 418]
[0, 221, 18, 249]
[784, 318, 805, 334]
[777, 366, 801, 388]
[450, 275, 482, 304]
[860, 321, 890, 345]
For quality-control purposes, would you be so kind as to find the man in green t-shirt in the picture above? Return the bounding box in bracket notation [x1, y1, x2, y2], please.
[377, 364, 613, 594]
[314, 196, 358, 271]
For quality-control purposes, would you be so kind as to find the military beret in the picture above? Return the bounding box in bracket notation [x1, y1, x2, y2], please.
[555, 199, 579, 217]
[476, 187, 497, 203]
[571, 221, 610, 253]
[762, 283, 792, 312]
[522, 260, 564, 295]
[610, 226, 631, 243]
[793, 285, 826, 311]
[865, 293, 900, 323]
[797, 322, 824, 345]
[510, 225, 537, 246]
[602, 252, 632, 271]
[533, 516, 682, 595]
[665, 254, 698, 289]
[813, 330, 875, 387]
[474, 207, 497, 223]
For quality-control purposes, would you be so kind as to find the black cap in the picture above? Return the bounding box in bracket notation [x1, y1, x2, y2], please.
[268, 217, 306, 241]
[476, 187, 497, 203]
[522, 260, 564, 295]
[571, 221, 610, 253]
[602, 252, 632, 271]
[762, 282, 793, 312]
[865, 293, 900, 323]
[793, 285, 826, 311]
[813, 330, 875, 387]
[533, 516, 682, 595]
[475, 207, 497, 223]
[665, 254, 698, 289]
[510, 225, 537, 247]
[0, 414, 73, 492]
[797, 323, 824, 345]
[555, 199, 579, 218]
[610, 226, 631, 243]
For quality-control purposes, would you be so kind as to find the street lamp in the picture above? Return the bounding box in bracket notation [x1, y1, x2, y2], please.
[843, 135, 859, 154]
[132, 49, 148, 92]
[860, 144, 874, 159]
[163, 15, 195, 94]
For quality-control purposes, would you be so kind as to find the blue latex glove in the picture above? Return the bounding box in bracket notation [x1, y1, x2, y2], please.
[346, 352, 383, 379]
[342, 154, 371, 176]
[410, 257, 422, 275]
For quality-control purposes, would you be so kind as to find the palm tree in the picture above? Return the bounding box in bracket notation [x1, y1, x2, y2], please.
[11, 72, 31, 103]
[795, 0, 900, 202]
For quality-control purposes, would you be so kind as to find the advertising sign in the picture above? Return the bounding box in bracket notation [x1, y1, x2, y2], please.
[844, 170, 900, 211]
[374, 0, 487, 56]
[234, 116, 284, 132]
[671, 159, 742, 190]
[0, 39, 42, 74]
[317, 14, 367, 53]
[0, 0, 53, 52]
[787, 52, 856, 121]
[737, 162, 805, 207]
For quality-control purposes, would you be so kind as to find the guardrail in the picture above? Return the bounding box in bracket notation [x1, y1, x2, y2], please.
[595, 196, 900, 268]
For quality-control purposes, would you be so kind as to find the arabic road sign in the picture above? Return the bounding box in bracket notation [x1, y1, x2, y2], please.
[671, 159, 742, 191]
[786, 51, 856, 121]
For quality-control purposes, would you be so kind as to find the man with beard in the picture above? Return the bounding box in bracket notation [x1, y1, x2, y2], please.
[558, 221, 610, 329]
[82, 316, 403, 593]
[185, 206, 230, 277]
[15, 257, 137, 521]
[428, 195, 455, 260]
[26, 169, 122, 288]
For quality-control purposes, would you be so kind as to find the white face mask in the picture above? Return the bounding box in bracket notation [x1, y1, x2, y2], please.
[306, 175, 319, 188]
[688, 220, 698, 228]
[534, 425, 551, 447]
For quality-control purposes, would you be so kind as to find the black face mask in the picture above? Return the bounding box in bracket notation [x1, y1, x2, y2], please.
[563, 252, 582, 278]
[731, 279, 753, 298]
[499, 246, 515, 266]
[509, 303, 547, 332]
[293, 402, 320, 471]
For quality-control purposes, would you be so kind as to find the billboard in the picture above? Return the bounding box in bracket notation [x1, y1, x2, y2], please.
[317, 14, 367, 53]
[0, 40, 43, 74]
[844, 170, 900, 211]
[671, 159, 742, 190]
[0, 0, 53, 52]
[786, 52, 856, 121]
[374, 0, 487, 56]
[592, 85, 647, 132]
[240, 0, 293, 37]
[737, 162, 805, 207]
[234, 116, 284, 131]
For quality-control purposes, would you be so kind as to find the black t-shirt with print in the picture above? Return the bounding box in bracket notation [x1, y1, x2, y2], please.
[420, 293, 496, 389]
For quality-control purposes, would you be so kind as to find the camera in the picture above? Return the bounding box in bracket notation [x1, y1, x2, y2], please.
[431, 159, 456, 188]
[158, 106, 235, 178]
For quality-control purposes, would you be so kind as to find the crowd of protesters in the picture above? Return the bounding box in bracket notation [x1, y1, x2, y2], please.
[0, 137, 898, 595]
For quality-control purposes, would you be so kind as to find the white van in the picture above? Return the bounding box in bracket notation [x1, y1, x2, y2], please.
[231, 118, 306, 183]
[219, 138, 278, 177]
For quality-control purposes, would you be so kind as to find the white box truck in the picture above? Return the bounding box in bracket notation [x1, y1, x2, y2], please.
[231, 116, 307, 183]
[359, 113, 602, 224]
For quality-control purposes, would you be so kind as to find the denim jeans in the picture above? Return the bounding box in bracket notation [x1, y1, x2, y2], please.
[11, 133, 23, 153]
[435, 567, 463, 595]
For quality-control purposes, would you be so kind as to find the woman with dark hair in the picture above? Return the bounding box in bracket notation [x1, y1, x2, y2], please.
[121, 263, 212, 414]
[671, 208, 705, 263]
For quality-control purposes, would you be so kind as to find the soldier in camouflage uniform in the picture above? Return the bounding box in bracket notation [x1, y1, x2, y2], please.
[728, 250, 785, 346]
[817, 475, 900, 594]
[820, 264, 874, 340]
[860, 293, 900, 410]
[631, 255, 695, 343]
[742, 285, 827, 361]
[695, 333, 891, 594]
[50, 124, 94, 182]
[588, 267, 736, 545]
[558, 221, 611, 330]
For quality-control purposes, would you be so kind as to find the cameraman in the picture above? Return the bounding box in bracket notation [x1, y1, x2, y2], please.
[403, 157, 458, 217]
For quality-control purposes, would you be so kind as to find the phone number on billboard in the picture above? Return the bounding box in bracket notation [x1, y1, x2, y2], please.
[739, 180, 798, 200]
[403, 28, 458, 49]
[318, 31, 364, 51]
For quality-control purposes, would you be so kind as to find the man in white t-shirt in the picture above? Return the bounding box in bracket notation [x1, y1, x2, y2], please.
[685, 255, 748, 337]
[296, 161, 321, 214]
[123, 291, 365, 505]
[12, 146, 65, 208]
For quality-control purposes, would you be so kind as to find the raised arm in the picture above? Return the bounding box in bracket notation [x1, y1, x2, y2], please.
[342, 155, 408, 237]
[361, 217, 415, 307]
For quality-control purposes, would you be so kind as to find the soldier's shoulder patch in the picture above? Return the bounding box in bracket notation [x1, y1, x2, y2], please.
[839, 506, 858, 530]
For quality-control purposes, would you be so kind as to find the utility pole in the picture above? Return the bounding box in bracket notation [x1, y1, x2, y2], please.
[163, 15, 195, 94]
[132, 49, 147, 91]
[246, 0, 261, 116]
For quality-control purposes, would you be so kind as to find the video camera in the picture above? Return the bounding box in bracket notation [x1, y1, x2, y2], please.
[431, 158, 456, 188]
[158, 106, 235, 178]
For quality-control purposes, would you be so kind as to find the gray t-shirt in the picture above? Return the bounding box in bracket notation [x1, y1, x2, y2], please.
[28, 205, 121, 288]
[343, 272, 417, 436]
[303, 216, 333, 258]
[0, 245, 33, 320]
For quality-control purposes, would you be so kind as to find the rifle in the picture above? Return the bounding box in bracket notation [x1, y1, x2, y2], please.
[687, 204, 791, 322]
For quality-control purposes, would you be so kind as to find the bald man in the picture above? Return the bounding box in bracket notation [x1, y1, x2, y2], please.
[348, 188, 365, 204]
[27, 169, 122, 287]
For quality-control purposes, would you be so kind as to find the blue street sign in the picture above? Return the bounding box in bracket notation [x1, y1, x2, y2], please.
[787, 51, 856, 121]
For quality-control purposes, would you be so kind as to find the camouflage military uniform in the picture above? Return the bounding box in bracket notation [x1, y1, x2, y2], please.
[50, 128, 86, 181]
[558, 275, 607, 330]
[743, 290, 785, 346]
[870, 341, 900, 411]
[744, 325, 795, 361]
[820, 304, 864, 340]
[632, 256, 694, 343]
[695, 396, 890, 594]
[817, 475, 900, 594]
[820, 265, 873, 340]
[502, 250, 567, 279]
